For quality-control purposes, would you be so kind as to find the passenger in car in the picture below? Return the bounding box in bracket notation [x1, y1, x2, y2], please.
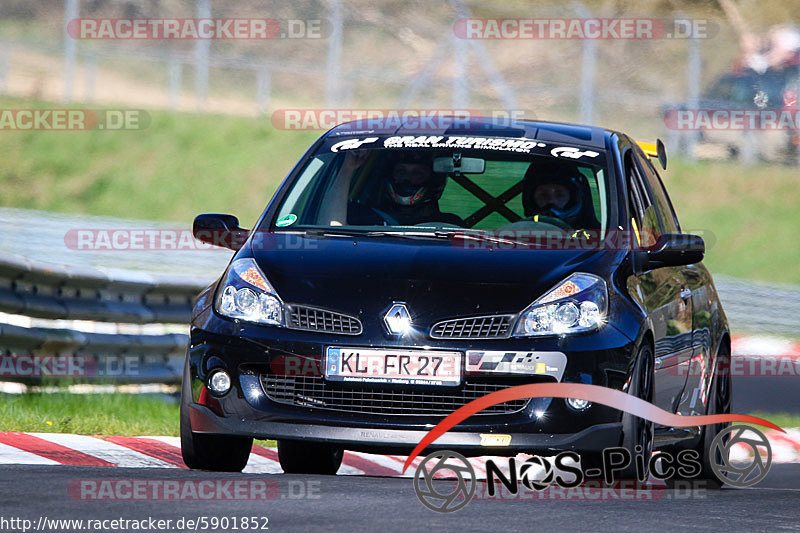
[522, 159, 600, 230]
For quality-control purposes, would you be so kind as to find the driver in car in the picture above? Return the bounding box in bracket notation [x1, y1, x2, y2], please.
[522, 159, 599, 230]
[350, 151, 463, 227]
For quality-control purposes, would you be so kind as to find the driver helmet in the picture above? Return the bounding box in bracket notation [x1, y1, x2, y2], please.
[522, 159, 589, 223]
[386, 151, 446, 206]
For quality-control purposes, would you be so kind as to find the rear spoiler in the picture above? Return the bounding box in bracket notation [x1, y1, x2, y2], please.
[636, 139, 667, 170]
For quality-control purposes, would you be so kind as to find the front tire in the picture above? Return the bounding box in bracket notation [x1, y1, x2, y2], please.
[580, 342, 654, 482]
[277, 440, 343, 475]
[617, 342, 655, 481]
[673, 342, 732, 489]
[180, 400, 253, 472]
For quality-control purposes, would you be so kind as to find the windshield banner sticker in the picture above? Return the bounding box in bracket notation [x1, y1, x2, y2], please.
[325, 135, 604, 158]
[551, 146, 600, 159]
[382, 135, 546, 153]
[330, 137, 379, 152]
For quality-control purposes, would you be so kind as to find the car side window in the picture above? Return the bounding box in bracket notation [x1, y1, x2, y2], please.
[276, 155, 329, 224]
[633, 149, 681, 233]
[625, 150, 661, 248]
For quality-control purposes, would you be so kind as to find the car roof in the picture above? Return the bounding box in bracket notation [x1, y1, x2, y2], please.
[325, 116, 612, 149]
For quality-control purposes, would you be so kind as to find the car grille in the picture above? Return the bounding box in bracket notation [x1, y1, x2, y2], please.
[286, 305, 362, 335]
[260, 375, 529, 416]
[430, 315, 514, 339]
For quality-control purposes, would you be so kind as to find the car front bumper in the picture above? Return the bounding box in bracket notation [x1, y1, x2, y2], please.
[188, 400, 623, 455]
[184, 304, 639, 455]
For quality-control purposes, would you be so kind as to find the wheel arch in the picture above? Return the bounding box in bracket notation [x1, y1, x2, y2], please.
[713, 329, 732, 376]
[621, 325, 655, 394]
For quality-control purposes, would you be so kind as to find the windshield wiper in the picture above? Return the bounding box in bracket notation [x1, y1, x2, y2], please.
[282, 228, 537, 247]
[283, 228, 429, 239]
[286, 228, 377, 238]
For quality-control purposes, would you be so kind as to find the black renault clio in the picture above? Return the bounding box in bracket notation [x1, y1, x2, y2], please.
[181, 117, 730, 483]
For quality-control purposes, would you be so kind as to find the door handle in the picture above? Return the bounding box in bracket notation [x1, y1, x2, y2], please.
[680, 287, 691, 301]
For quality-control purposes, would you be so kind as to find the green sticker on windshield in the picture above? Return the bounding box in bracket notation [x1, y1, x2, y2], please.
[276, 214, 297, 227]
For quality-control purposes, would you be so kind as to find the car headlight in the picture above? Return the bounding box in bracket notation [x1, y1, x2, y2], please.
[514, 273, 607, 336]
[215, 258, 283, 325]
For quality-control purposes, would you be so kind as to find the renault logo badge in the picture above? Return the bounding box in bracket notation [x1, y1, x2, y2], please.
[384, 303, 412, 336]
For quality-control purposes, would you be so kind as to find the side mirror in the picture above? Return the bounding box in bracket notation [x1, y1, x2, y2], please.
[656, 138, 667, 170]
[193, 213, 250, 250]
[637, 233, 704, 270]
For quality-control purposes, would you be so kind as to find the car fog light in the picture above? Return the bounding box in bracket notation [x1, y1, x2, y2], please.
[208, 370, 231, 396]
[566, 398, 591, 411]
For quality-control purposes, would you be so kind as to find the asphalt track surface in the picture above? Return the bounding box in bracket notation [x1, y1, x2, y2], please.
[2, 464, 799, 532]
[733, 375, 800, 413]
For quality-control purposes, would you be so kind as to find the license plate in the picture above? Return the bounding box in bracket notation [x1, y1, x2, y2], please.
[325, 347, 462, 386]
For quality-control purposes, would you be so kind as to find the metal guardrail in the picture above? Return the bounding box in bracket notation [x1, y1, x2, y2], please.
[0, 321, 187, 384]
[0, 253, 208, 324]
[0, 208, 232, 386]
[0, 252, 209, 384]
[714, 276, 800, 338]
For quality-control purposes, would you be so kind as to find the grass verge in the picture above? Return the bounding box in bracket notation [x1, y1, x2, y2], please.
[0, 392, 180, 436]
[0, 97, 318, 228]
[0, 392, 276, 447]
[746, 412, 800, 431]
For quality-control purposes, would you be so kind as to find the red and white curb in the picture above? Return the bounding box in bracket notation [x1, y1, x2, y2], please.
[731, 336, 800, 359]
[728, 428, 800, 464]
[0, 430, 798, 476]
[0, 432, 494, 476]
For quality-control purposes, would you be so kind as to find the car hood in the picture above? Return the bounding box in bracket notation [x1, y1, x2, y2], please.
[248, 233, 624, 323]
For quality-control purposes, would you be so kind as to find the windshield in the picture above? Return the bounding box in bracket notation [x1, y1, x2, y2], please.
[268, 135, 613, 238]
